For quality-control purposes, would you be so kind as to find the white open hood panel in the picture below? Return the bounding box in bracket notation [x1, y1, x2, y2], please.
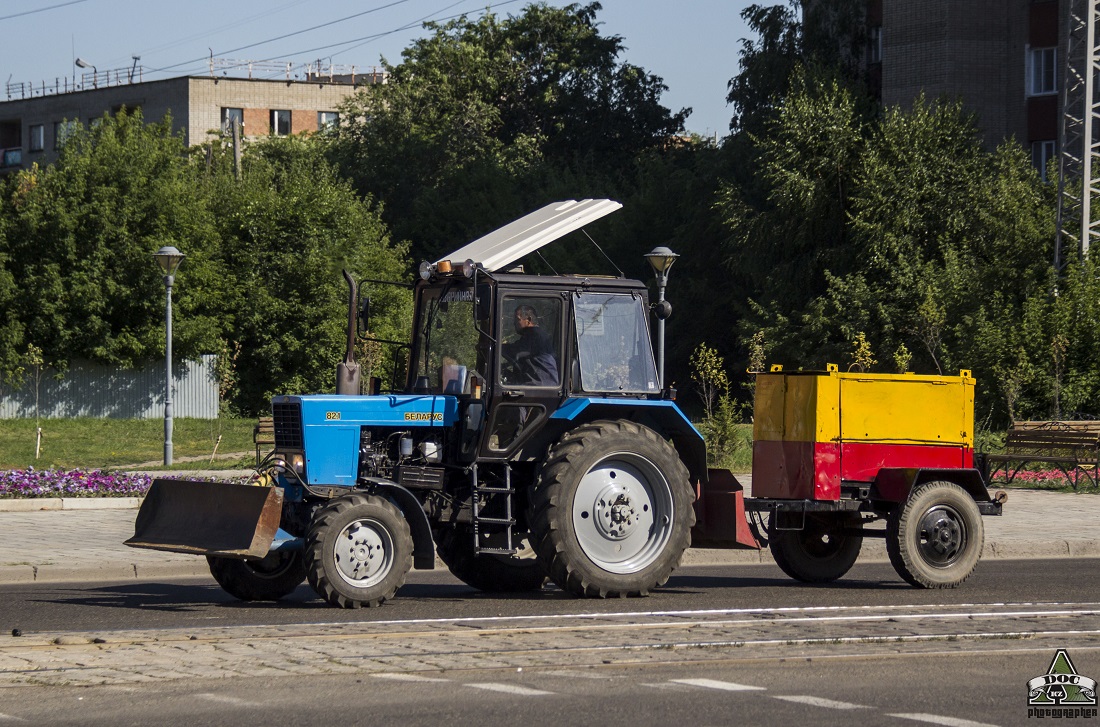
[436, 199, 622, 273]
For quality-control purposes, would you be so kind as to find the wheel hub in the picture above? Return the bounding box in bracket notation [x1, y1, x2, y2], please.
[593, 488, 638, 540]
[571, 454, 673, 574]
[334, 520, 391, 585]
[918, 506, 966, 565]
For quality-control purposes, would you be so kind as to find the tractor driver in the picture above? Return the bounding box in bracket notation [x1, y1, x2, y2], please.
[502, 304, 559, 387]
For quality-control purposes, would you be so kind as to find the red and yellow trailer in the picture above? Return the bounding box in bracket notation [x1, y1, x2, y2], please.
[697, 365, 1003, 589]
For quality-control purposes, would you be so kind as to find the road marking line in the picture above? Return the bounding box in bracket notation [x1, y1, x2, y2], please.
[671, 678, 766, 692]
[468, 683, 554, 696]
[0, 715, 26, 722]
[194, 694, 263, 707]
[888, 713, 1000, 727]
[772, 695, 869, 710]
[370, 673, 450, 683]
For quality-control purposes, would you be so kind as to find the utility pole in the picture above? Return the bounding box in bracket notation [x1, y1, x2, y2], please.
[1056, 0, 1100, 267]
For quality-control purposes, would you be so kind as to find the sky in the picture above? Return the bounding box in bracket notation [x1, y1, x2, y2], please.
[1, 0, 758, 138]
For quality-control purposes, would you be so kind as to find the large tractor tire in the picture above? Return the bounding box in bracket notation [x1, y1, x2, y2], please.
[437, 526, 547, 593]
[206, 551, 307, 601]
[768, 511, 863, 583]
[529, 420, 695, 598]
[305, 493, 413, 608]
[887, 481, 983, 589]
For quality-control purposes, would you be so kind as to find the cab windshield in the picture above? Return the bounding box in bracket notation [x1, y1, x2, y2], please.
[573, 292, 659, 394]
[412, 283, 483, 394]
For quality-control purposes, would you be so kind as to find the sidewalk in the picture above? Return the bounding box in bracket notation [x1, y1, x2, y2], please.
[0, 475, 1097, 584]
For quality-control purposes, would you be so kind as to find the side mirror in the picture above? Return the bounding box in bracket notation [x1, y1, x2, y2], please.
[652, 300, 672, 320]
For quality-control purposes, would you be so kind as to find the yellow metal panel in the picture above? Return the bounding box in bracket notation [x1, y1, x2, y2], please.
[815, 373, 841, 443]
[837, 373, 973, 447]
[781, 376, 816, 441]
[752, 374, 786, 441]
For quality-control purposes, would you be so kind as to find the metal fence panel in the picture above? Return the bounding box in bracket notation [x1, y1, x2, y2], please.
[0, 355, 219, 419]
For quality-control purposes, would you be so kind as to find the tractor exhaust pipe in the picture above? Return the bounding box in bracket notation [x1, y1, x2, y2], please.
[336, 270, 361, 395]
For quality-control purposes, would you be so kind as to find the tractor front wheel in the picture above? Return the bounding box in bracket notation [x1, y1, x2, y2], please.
[207, 551, 307, 601]
[768, 512, 863, 583]
[305, 493, 413, 608]
[530, 420, 694, 598]
[887, 481, 983, 589]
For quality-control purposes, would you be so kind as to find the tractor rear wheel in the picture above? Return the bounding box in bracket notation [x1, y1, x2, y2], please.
[206, 551, 307, 601]
[437, 526, 546, 593]
[768, 512, 863, 583]
[305, 493, 413, 608]
[887, 481, 983, 589]
[529, 420, 694, 598]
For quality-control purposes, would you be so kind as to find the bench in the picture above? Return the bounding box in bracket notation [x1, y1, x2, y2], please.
[985, 420, 1100, 489]
[253, 416, 275, 466]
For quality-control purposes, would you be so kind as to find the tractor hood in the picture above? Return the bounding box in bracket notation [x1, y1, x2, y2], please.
[437, 199, 622, 272]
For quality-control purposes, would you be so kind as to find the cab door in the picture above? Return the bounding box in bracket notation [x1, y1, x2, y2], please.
[480, 291, 565, 459]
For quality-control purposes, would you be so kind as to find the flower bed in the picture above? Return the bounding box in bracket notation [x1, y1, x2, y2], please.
[0, 468, 153, 499]
[988, 468, 1082, 489]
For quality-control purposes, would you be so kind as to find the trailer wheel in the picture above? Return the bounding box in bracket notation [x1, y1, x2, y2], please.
[437, 527, 547, 593]
[887, 481, 983, 589]
[206, 552, 307, 601]
[530, 420, 694, 598]
[768, 512, 863, 583]
[305, 493, 413, 608]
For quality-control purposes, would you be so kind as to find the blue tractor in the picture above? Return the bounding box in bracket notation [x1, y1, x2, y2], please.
[128, 200, 750, 608]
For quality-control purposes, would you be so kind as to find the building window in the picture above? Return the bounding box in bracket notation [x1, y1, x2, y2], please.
[868, 26, 882, 64]
[1032, 140, 1056, 181]
[221, 107, 243, 134]
[271, 109, 291, 136]
[1028, 47, 1058, 96]
[54, 120, 79, 149]
[29, 125, 44, 152]
[318, 111, 339, 130]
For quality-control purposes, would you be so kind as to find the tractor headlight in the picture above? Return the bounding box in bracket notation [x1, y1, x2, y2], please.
[289, 453, 305, 474]
[418, 261, 434, 280]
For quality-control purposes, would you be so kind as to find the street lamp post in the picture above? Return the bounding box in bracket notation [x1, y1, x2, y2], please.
[74, 57, 97, 87]
[153, 246, 185, 466]
[645, 246, 679, 388]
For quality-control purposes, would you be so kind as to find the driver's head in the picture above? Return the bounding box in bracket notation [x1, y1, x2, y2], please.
[513, 304, 539, 334]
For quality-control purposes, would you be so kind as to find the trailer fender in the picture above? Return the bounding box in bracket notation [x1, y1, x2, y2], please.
[359, 478, 436, 569]
[872, 467, 992, 505]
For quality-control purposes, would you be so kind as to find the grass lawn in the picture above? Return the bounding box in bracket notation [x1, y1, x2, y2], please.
[0, 418, 257, 470]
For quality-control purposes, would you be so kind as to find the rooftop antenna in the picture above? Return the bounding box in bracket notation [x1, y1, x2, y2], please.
[129, 55, 140, 83]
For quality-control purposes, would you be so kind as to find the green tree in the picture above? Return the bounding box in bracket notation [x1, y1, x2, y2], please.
[328, 2, 687, 260]
[202, 135, 410, 413]
[0, 109, 223, 373]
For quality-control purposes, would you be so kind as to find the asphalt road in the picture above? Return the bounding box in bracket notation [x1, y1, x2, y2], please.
[2, 558, 1097, 633]
[3, 559, 1098, 727]
[7, 650, 1093, 727]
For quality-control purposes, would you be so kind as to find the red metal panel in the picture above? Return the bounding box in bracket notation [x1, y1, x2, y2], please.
[839, 442, 971, 482]
[813, 441, 841, 500]
[752, 440, 815, 499]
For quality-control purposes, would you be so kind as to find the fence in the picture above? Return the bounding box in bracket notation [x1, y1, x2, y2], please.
[0, 355, 219, 419]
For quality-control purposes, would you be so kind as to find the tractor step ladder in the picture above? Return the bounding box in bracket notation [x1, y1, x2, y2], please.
[471, 463, 517, 555]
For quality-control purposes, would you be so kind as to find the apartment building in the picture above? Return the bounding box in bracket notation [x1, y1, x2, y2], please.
[812, 0, 1061, 176]
[0, 69, 381, 173]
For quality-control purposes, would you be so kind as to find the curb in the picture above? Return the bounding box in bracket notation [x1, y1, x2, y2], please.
[0, 497, 143, 512]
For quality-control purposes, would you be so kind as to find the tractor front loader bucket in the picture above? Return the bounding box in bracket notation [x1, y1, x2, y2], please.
[125, 479, 283, 559]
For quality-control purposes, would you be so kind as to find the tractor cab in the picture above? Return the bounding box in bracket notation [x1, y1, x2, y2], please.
[406, 263, 662, 466]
